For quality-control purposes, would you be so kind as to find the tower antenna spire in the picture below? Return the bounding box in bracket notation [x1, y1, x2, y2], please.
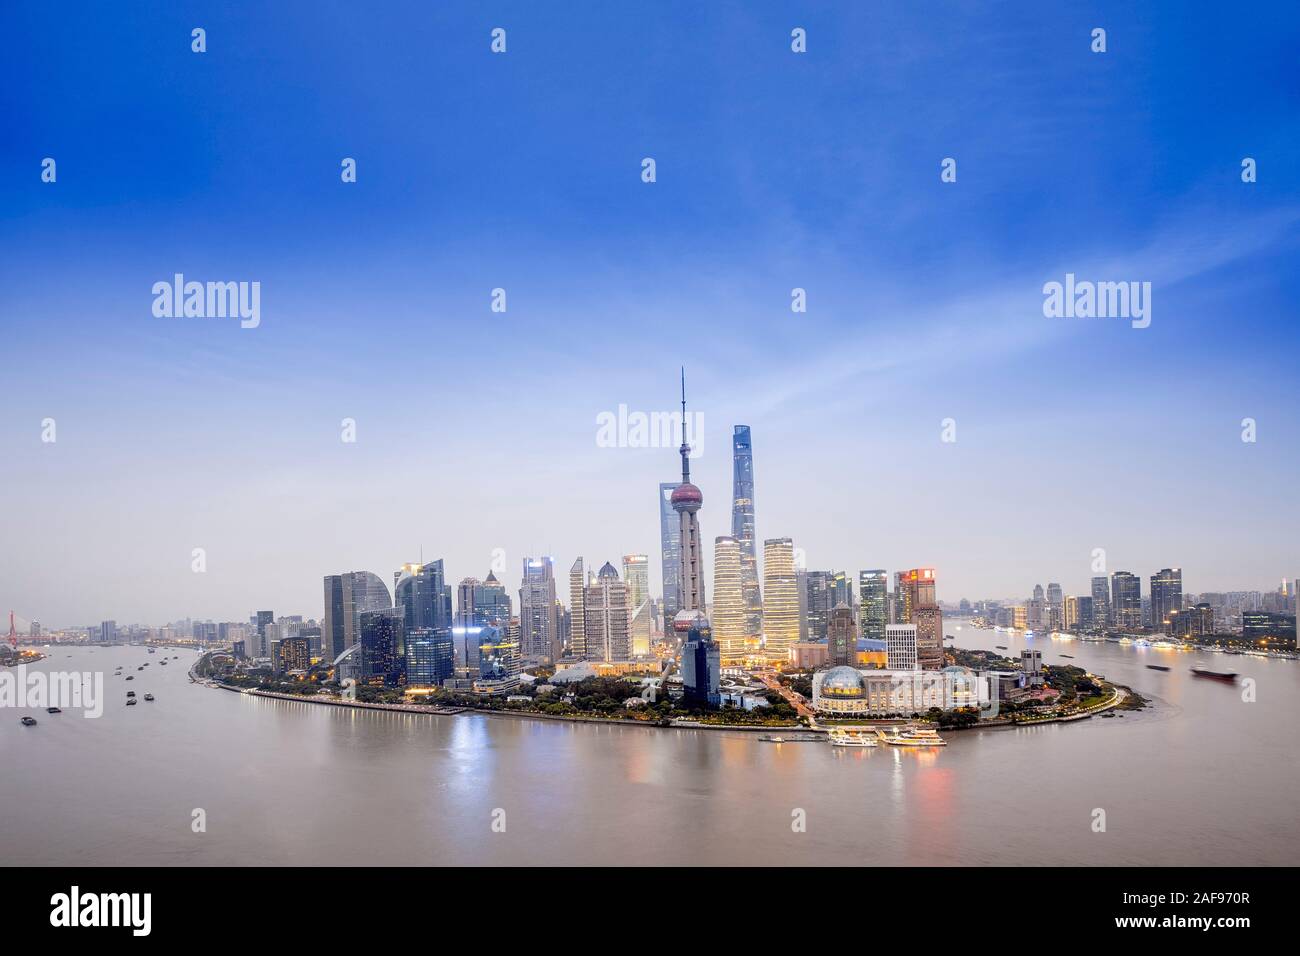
[679, 366, 691, 483]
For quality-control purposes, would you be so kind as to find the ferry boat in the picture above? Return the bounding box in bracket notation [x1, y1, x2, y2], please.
[877, 727, 947, 747]
[20, 716, 37, 726]
[828, 729, 879, 748]
[1190, 666, 1237, 683]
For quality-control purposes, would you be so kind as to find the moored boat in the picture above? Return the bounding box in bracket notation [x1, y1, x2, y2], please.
[877, 726, 947, 747]
[829, 729, 879, 748]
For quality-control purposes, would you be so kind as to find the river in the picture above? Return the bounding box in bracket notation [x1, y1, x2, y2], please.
[2, 629, 1295, 865]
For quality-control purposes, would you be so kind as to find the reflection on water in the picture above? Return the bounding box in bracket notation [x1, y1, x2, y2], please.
[2, 632, 1298, 866]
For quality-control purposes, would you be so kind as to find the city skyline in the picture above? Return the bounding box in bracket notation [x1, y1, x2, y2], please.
[5, 3, 1299, 624]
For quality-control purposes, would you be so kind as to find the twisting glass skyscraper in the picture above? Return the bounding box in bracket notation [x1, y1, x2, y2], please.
[731, 425, 762, 637]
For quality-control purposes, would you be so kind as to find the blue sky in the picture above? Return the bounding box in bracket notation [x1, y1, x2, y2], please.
[3, 1, 1299, 625]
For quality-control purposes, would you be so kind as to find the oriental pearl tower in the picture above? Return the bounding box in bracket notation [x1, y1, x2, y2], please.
[671, 368, 708, 635]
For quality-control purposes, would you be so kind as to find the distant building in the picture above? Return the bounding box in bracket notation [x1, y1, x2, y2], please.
[276, 636, 310, 674]
[473, 624, 521, 695]
[323, 571, 392, 660]
[359, 607, 406, 686]
[827, 605, 858, 668]
[583, 562, 631, 663]
[885, 623, 919, 671]
[812, 665, 982, 716]
[730, 425, 763, 638]
[1090, 576, 1111, 629]
[1020, 647, 1043, 687]
[899, 568, 943, 669]
[680, 612, 720, 708]
[1110, 572, 1142, 630]
[568, 558, 586, 658]
[762, 538, 799, 664]
[712, 536, 748, 664]
[788, 641, 829, 669]
[519, 556, 560, 665]
[659, 482, 682, 621]
[407, 626, 455, 687]
[99, 620, 117, 644]
[858, 570, 888, 642]
[622, 554, 649, 613]
[1150, 568, 1183, 632]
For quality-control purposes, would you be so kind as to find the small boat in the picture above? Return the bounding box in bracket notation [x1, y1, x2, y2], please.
[829, 729, 879, 748]
[760, 735, 786, 743]
[1146, 664, 1170, 671]
[125, 676, 134, 681]
[144, 694, 155, 701]
[20, 716, 37, 726]
[46, 707, 62, 714]
[995, 645, 1008, 650]
[127, 691, 136, 697]
[1190, 666, 1237, 683]
[1059, 654, 1075, 658]
[126, 698, 138, 705]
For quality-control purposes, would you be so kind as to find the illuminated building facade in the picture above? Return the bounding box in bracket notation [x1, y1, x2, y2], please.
[712, 536, 747, 664]
[762, 538, 799, 664]
[730, 425, 763, 637]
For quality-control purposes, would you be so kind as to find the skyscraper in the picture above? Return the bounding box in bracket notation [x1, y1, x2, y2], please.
[712, 536, 747, 664]
[323, 572, 391, 661]
[827, 605, 858, 667]
[658, 482, 682, 621]
[407, 626, 454, 687]
[1111, 571, 1142, 630]
[584, 561, 631, 662]
[358, 606, 406, 686]
[520, 557, 560, 664]
[899, 568, 942, 669]
[1091, 576, 1111, 629]
[731, 425, 762, 637]
[762, 538, 799, 664]
[568, 557, 586, 658]
[473, 624, 522, 694]
[858, 570, 888, 642]
[622, 554, 649, 610]
[802, 570, 833, 641]
[1150, 568, 1183, 632]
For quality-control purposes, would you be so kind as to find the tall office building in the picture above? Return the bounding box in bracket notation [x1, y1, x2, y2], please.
[358, 607, 406, 686]
[275, 636, 311, 674]
[583, 562, 631, 662]
[885, 623, 919, 670]
[1111, 571, 1142, 630]
[622, 554, 649, 610]
[899, 568, 942, 669]
[762, 538, 800, 663]
[730, 425, 763, 637]
[858, 570, 888, 642]
[1064, 595, 1080, 630]
[658, 482, 682, 621]
[680, 614, 721, 708]
[396, 561, 451, 632]
[1077, 595, 1095, 629]
[520, 557, 560, 664]
[456, 572, 511, 629]
[1046, 582, 1064, 629]
[406, 626, 454, 687]
[829, 571, 852, 610]
[712, 536, 747, 664]
[323, 571, 391, 661]
[255, 611, 275, 658]
[473, 624, 522, 694]
[1150, 568, 1183, 632]
[802, 570, 834, 641]
[1091, 576, 1111, 629]
[827, 605, 858, 668]
[669, 373, 706, 626]
[568, 557, 586, 658]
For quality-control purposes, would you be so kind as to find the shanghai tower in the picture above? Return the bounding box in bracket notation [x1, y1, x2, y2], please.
[731, 425, 762, 637]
